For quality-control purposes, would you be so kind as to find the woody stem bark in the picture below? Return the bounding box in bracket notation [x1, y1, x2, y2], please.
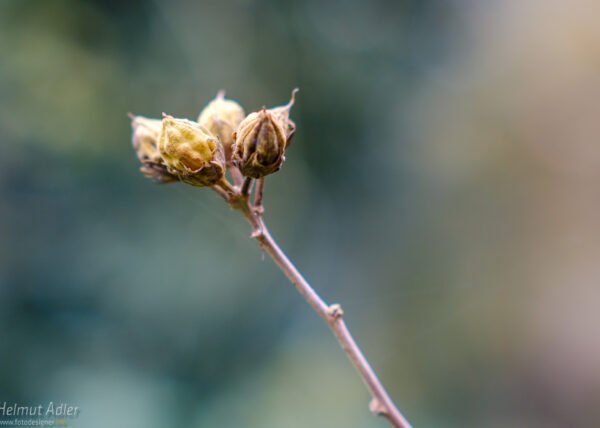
[231, 195, 412, 428]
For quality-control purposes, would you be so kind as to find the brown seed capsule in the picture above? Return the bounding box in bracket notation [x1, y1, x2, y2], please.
[232, 89, 298, 178]
[129, 114, 177, 183]
[158, 115, 225, 186]
[232, 108, 287, 178]
[197, 91, 245, 161]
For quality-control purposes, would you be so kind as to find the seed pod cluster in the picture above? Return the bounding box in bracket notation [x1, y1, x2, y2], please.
[129, 89, 298, 187]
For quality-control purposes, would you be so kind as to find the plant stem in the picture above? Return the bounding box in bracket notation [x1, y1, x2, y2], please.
[228, 165, 244, 187]
[241, 177, 253, 196]
[254, 177, 265, 210]
[233, 197, 412, 428]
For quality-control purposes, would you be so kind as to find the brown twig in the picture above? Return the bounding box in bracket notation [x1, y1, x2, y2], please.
[228, 165, 244, 187]
[254, 177, 265, 213]
[210, 184, 230, 202]
[241, 177, 253, 196]
[223, 187, 412, 428]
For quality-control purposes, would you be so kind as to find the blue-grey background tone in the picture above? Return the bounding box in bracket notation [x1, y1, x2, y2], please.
[1, 1, 599, 427]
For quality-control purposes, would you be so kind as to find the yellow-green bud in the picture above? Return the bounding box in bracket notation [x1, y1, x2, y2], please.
[198, 91, 245, 161]
[158, 115, 225, 186]
[129, 114, 177, 183]
[232, 108, 287, 178]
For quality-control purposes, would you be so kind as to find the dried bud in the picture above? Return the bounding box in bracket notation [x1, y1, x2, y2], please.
[158, 115, 225, 186]
[197, 91, 245, 161]
[232, 108, 287, 178]
[232, 90, 298, 178]
[130, 114, 177, 183]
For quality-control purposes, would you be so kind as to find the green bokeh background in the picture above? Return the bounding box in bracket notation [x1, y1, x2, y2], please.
[1, 1, 599, 427]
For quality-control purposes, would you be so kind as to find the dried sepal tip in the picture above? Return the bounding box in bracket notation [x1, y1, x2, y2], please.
[269, 88, 298, 144]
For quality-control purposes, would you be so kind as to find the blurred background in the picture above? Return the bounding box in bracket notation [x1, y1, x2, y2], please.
[1, 0, 599, 427]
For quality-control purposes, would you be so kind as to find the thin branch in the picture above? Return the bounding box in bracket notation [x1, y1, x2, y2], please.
[228, 165, 244, 187]
[234, 200, 412, 428]
[211, 185, 230, 202]
[241, 177, 253, 196]
[254, 177, 265, 213]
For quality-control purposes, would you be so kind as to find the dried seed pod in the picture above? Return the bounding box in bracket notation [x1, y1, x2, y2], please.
[197, 91, 245, 161]
[232, 90, 298, 178]
[129, 114, 177, 183]
[232, 108, 287, 178]
[158, 115, 225, 186]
